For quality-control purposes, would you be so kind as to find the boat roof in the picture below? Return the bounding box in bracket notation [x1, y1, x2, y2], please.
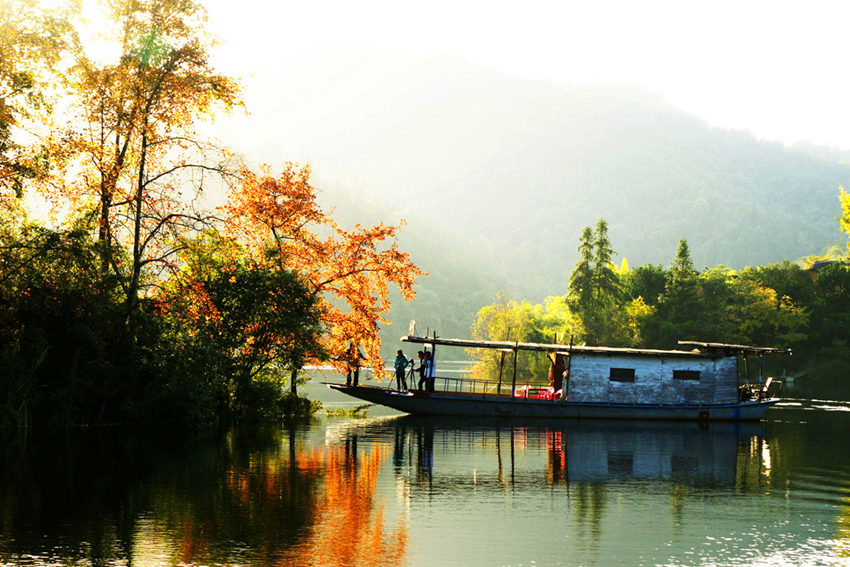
[401, 335, 791, 358]
[677, 341, 791, 356]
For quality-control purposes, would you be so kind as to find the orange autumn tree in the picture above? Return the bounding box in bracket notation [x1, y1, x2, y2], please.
[58, 0, 240, 315]
[223, 163, 424, 392]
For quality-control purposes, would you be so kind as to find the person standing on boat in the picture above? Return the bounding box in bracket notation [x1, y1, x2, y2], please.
[346, 341, 365, 387]
[426, 350, 436, 392]
[394, 349, 409, 391]
[417, 350, 429, 391]
[548, 353, 566, 397]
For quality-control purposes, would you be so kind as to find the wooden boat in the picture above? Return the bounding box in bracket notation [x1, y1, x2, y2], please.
[327, 334, 788, 421]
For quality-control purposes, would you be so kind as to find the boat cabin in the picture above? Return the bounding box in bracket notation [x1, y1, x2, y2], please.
[400, 335, 788, 405]
[566, 348, 737, 405]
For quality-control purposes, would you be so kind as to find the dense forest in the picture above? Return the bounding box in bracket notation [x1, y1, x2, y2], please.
[0, 0, 422, 431]
[468, 202, 850, 399]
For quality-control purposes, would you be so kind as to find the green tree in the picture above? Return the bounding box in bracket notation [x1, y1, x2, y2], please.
[592, 219, 620, 303]
[669, 238, 696, 288]
[622, 264, 667, 306]
[810, 263, 850, 350]
[840, 186, 850, 256]
[740, 261, 818, 313]
[156, 232, 325, 423]
[568, 226, 594, 309]
[649, 238, 700, 344]
[567, 219, 625, 345]
[0, 223, 129, 429]
[468, 295, 548, 384]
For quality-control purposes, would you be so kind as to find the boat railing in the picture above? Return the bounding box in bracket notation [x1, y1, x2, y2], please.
[433, 375, 505, 396]
[432, 375, 555, 399]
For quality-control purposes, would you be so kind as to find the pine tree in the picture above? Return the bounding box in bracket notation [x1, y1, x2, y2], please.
[567, 219, 625, 345]
[568, 226, 595, 309]
[593, 219, 620, 303]
[669, 238, 696, 292]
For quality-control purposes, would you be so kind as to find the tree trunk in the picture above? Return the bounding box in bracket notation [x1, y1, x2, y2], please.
[98, 132, 129, 275]
[127, 129, 147, 315]
[290, 368, 298, 396]
[98, 188, 114, 275]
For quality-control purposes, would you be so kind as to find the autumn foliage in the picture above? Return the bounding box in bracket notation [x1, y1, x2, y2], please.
[0, 0, 423, 429]
[223, 163, 424, 377]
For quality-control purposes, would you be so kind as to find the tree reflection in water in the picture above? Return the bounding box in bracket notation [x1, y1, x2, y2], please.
[6, 412, 850, 566]
[0, 425, 408, 567]
[277, 431, 408, 567]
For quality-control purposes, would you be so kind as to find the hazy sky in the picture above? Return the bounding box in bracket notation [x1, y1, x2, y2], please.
[204, 0, 850, 150]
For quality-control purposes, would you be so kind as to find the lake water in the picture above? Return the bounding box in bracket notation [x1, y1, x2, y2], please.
[2, 382, 850, 566]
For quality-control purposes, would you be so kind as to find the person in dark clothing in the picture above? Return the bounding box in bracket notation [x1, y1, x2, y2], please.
[416, 350, 428, 391]
[425, 350, 436, 392]
[346, 341, 365, 387]
[394, 349, 409, 391]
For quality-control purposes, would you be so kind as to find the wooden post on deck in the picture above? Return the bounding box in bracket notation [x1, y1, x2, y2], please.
[432, 331, 437, 391]
[431, 329, 438, 392]
[511, 341, 518, 396]
[498, 350, 506, 395]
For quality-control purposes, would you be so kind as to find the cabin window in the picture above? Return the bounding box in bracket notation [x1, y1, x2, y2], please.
[673, 370, 701, 381]
[609, 368, 635, 382]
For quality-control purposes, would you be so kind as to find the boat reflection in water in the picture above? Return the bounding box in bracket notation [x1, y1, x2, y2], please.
[328, 416, 769, 489]
[325, 416, 823, 567]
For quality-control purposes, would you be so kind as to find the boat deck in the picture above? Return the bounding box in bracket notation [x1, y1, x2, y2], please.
[327, 377, 778, 421]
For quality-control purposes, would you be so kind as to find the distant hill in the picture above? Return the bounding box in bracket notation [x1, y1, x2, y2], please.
[212, 47, 850, 339]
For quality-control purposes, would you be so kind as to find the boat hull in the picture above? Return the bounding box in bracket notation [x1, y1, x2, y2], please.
[327, 384, 777, 421]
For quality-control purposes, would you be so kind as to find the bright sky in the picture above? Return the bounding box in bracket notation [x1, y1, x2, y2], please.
[203, 0, 850, 150]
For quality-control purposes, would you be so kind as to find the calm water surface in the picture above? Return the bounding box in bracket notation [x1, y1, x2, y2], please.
[2, 387, 850, 566]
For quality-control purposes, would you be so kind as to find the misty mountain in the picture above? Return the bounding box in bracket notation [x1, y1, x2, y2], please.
[212, 47, 850, 336]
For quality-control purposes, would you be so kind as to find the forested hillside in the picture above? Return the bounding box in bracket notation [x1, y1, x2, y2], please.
[218, 48, 850, 337]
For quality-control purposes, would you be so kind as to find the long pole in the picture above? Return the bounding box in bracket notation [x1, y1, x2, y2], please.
[511, 341, 518, 396]
[432, 331, 438, 391]
[498, 350, 506, 395]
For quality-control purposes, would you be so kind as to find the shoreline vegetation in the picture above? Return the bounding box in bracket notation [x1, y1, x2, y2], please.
[0, 0, 422, 433]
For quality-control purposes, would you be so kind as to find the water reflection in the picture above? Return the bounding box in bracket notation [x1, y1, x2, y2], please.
[0, 427, 407, 567]
[277, 433, 407, 567]
[326, 417, 820, 566]
[2, 410, 850, 566]
[335, 417, 771, 490]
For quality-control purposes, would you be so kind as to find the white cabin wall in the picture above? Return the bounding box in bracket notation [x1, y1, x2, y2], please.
[567, 354, 738, 405]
